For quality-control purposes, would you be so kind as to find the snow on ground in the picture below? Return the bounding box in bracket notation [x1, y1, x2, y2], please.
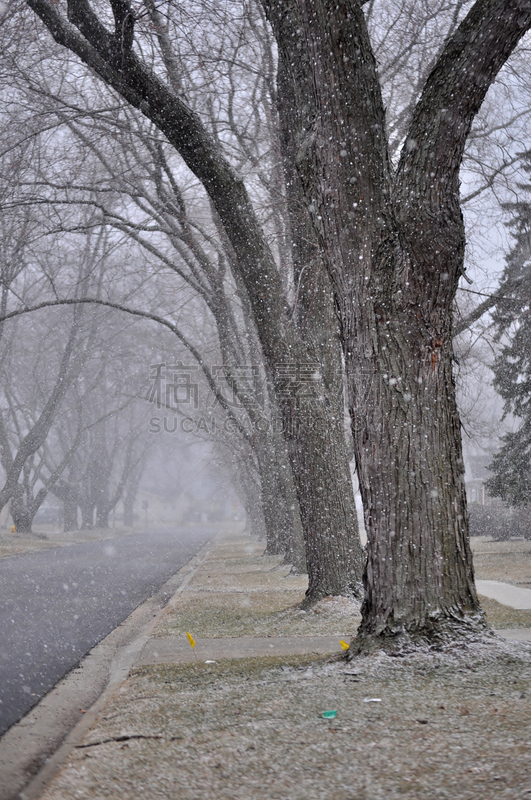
[40, 639, 531, 800]
[36, 530, 531, 800]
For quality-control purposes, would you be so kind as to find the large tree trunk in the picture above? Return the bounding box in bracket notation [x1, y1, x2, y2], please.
[235, 460, 268, 541]
[284, 402, 362, 602]
[344, 257, 480, 647]
[255, 433, 295, 554]
[251, 433, 307, 574]
[96, 505, 110, 529]
[10, 502, 34, 534]
[267, 0, 481, 646]
[52, 480, 80, 532]
[96, 492, 124, 529]
[278, 65, 362, 594]
[9, 487, 43, 535]
[265, 0, 531, 648]
[80, 500, 94, 530]
[213, 202, 364, 597]
[205, 256, 307, 570]
[268, 426, 307, 573]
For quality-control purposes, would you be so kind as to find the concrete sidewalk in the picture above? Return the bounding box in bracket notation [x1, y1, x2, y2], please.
[476, 579, 531, 610]
[136, 539, 531, 668]
[10, 528, 531, 800]
[136, 529, 357, 663]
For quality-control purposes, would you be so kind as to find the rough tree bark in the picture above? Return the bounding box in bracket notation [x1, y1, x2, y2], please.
[264, 0, 531, 649]
[279, 58, 361, 593]
[24, 0, 365, 603]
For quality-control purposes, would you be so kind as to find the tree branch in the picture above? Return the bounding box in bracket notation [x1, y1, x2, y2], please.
[26, 0, 292, 365]
[454, 288, 503, 335]
[396, 0, 531, 215]
[0, 298, 253, 442]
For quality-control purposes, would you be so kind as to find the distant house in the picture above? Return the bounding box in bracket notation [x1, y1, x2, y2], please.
[463, 452, 531, 540]
[464, 453, 498, 506]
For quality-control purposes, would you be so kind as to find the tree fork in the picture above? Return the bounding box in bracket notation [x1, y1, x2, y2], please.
[264, 0, 531, 647]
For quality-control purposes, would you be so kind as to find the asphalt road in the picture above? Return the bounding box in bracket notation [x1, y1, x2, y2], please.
[0, 527, 213, 736]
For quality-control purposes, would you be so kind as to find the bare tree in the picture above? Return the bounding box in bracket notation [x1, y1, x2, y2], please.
[0, 305, 84, 529]
[2, 4, 365, 600]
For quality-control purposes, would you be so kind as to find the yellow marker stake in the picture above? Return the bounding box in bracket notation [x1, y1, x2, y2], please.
[340, 640, 350, 651]
[186, 632, 198, 661]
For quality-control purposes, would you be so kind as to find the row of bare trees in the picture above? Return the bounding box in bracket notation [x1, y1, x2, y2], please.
[0, 155, 155, 531]
[0, 1, 365, 597]
[2, 0, 531, 647]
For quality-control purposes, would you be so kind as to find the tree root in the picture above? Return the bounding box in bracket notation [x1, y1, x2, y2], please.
[346, 611, 494, 658]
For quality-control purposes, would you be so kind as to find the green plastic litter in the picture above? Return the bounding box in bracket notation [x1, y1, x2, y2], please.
[322, 710, 337, 719]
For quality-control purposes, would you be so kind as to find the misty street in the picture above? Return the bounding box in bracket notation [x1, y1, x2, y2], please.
[0, 527, 212, 736]
[3, 0, 531, 795]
